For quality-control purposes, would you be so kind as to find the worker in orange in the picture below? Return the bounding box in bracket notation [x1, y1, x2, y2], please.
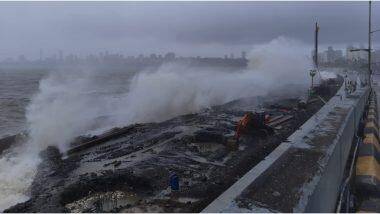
[235, 113, 252, 143]
[235, 112, 273, 143]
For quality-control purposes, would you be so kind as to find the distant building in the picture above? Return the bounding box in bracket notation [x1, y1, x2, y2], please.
[0, 50, 248, 69]
[373, 50, 380, 73]
[39, 49, 43, 61]
[59, 50, 63, 62]
[346, 45, 368, 62]
[18, 54, 27, 63]
[313, 46, 344, 64]
[359, 44, 369, 61]
[325, 46, 342, 63]
[346, 45, 354, 61]
[3, 57, 14, 63]
[318, 52, 327, 63]
[164, 52, 175, 60]
[374, 50, 380, 62]
[241, 51, 247, 59]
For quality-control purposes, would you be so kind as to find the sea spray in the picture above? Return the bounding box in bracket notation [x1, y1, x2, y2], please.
[26, 37, 311, 152]
[0, 143, 39, 211]
[0, 36, 312, 210]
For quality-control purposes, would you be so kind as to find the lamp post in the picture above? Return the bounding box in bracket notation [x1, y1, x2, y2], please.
[309, 22, 319, 97]
[369, 1, 372, 86]
[349, 1, 377, 87]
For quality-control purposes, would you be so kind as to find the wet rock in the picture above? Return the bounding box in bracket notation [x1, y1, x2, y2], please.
[273, 191, 281, 197]
[193, 130, 225, 143]
[0, 133, 26, 155]
[4, 79, 342, 213]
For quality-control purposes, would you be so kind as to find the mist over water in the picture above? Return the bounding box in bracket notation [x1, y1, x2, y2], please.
[118, 37, 310, 124]
[0, 37, 311, 211]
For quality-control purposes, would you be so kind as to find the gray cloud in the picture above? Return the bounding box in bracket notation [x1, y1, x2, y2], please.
[0, 1, 378, 59]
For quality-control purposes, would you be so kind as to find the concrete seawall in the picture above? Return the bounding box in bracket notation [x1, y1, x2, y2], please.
[355, 90, 380, 212]
[202, 85, 370, 212]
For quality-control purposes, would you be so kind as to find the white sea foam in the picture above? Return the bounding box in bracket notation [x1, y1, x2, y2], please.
[0, 36, 312, 211]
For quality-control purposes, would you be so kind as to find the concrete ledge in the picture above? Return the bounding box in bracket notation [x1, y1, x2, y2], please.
[356, 91, 380, 199]
[202, 85, 369, 213]
[356, 156, 380, 197]
[359, 136, 380, 158]
[357, 198, 380, 212]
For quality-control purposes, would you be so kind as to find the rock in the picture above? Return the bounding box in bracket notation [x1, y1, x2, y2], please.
[272, 191, 281, 197]
[193, 130, 225, 143]
[3, 80, 342, 213]
[113, 160, 121, 167]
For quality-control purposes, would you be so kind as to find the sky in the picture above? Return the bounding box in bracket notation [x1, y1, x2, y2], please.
[0, 1, 379, 60]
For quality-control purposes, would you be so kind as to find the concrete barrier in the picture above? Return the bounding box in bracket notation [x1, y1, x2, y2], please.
[202, 85, 370, 213]
[356, 91, 380, 212]
[356, 198, 380, 212]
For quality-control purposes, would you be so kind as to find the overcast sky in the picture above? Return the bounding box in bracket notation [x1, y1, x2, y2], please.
[0, 1, 379, 59]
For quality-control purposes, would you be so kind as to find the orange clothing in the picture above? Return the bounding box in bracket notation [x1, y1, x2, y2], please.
[235, 113, 270, 141]
[235, 114, 251, 141]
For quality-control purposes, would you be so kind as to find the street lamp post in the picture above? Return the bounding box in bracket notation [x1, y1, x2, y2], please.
[369, 1, 372, 86]
[350, 1, 378, 87]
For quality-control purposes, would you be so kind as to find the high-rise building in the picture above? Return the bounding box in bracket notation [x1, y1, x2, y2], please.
[324, 46, 343, 63]
[241, 51, 246, 59]
[39, 49, 43, 61]
[326, 46, 335, 63]
[164, 52, 175, 60]
[58, 50, 64, 63]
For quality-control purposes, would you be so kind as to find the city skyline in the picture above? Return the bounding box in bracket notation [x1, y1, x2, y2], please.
[3, 42, 379, 63]
[1, 50, 249, 64]
[3, 45, 379, 65]
[0, 1, 379, 60]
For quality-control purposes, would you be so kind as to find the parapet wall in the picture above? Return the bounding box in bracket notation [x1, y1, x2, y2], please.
[202, 85, 370, 213]
[355, 90, 380, 212]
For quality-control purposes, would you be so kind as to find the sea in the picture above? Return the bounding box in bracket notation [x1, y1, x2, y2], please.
[0, 68, 46, 138]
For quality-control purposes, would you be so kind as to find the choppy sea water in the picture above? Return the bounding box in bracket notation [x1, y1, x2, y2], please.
[0, 66, 135, 211]
[0, 69, 46, 138]
[0, 39, 314, 210]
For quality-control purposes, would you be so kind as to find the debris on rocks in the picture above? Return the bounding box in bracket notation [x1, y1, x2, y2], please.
[4, 79, 342, 213]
